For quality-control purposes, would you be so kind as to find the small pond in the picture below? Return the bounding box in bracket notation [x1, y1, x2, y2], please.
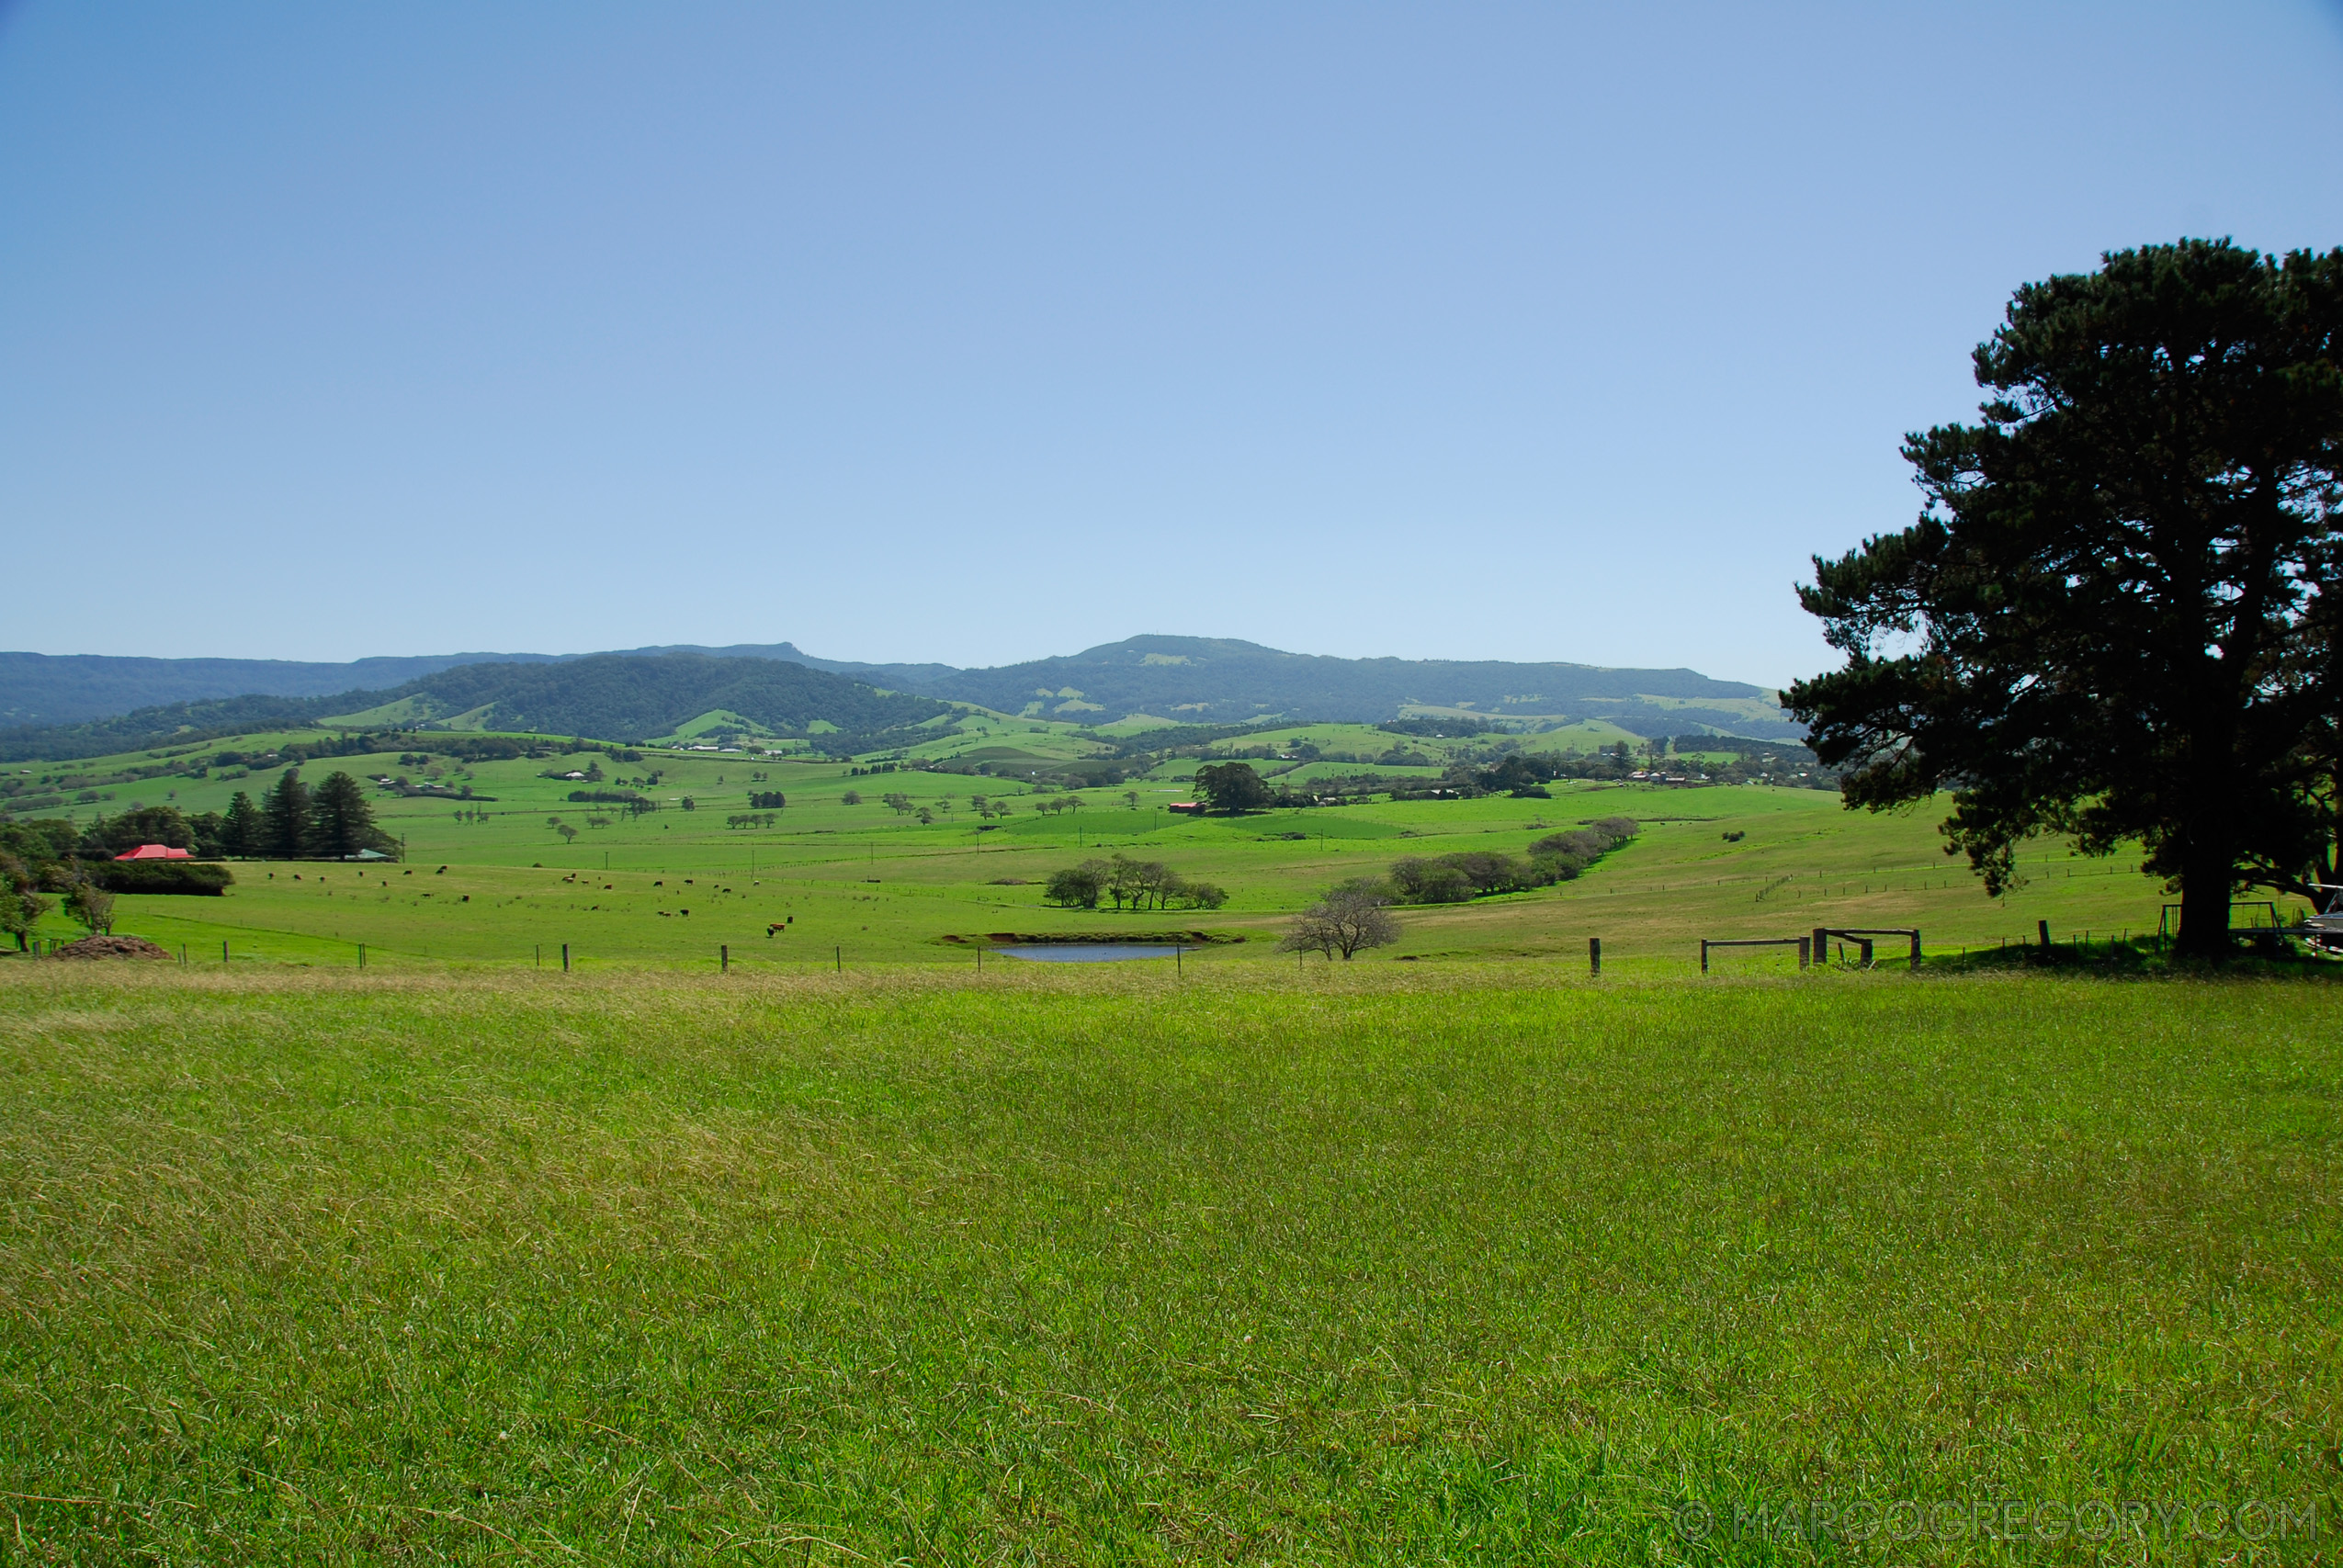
[1001, 944, 1185, 963]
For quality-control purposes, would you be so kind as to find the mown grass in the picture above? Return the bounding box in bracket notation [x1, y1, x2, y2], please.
[2, 964, 2337, 1562]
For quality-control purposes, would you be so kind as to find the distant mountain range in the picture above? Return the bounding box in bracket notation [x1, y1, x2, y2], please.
[0, 650, 560, 728]
[0, 655, 949, 763]
[0, 637, 1798, 761]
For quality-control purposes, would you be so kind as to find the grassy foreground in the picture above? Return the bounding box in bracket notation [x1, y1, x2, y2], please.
[1, 966, 2337, 1563]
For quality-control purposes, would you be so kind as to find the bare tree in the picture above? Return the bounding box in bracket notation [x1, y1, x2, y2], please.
[1279, 883, 1398, 960]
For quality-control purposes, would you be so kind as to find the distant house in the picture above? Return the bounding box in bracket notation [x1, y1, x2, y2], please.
[115, 844, 191, 860]
[1167, 801, 1205, 815]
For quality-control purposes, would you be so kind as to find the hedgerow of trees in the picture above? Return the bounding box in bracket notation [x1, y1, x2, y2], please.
[1044, 855, 1228, 911]
[1385, 818, 1638, 904]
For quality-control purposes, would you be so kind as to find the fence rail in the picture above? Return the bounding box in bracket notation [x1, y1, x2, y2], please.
[1700, 936, 1810, 973]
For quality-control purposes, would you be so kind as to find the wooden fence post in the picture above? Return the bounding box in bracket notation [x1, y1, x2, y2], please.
[1798, 936, 1810, 968]
[561, 942, 570, 973]
[1589, 937, 1601, 976]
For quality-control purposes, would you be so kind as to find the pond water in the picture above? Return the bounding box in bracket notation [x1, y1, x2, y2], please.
[1001, 944, 1184, 963]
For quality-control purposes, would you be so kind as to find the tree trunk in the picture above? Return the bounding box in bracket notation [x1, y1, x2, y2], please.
[2174, 818, 2235, 958]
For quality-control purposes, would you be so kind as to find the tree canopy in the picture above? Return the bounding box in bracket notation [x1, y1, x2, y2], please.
[1787, 241, 2343, 955]
[1192, 761, 1272, 814]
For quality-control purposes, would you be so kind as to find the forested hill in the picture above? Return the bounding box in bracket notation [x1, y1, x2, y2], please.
[0, 650, 557, 728]
[794, 636, 1795, 736]
[0, 643, 923, 728]
[0, 655, 949, 762]
[1, 636, 1796, 747]
[372, 655, 947, 739]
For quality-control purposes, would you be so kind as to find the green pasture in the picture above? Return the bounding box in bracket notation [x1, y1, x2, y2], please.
[0, 965, 2335, 1562]
[10, 729, 2239, 973]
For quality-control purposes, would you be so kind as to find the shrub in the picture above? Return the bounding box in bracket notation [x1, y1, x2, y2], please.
[85, 861, 233, 897]
[62, 878, 115, 936]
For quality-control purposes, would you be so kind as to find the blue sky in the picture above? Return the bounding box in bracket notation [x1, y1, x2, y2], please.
[4, 3, 2340, 685]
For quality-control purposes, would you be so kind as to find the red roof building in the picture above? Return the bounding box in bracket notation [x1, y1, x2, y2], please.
[115, 844, 193, 860]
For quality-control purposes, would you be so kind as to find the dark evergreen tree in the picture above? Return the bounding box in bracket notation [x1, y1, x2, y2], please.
[260, 770, 311, 860]
[1788, 241, 2343, 956]
[221, 791, 261, 858]
[307, 771, 390, 859]
[187, 811, 228, 859]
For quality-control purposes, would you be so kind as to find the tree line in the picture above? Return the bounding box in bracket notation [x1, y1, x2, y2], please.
[1272, 818, 1639, 960]
[0, 815, 246, 949]
[0, 767, 395, 868]
[209, 769, 398, 860]
[1044, 855, 1228, 911]
[1384, 818, 1639, 904]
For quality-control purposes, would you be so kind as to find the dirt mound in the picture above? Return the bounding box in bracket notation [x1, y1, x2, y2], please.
[50, 935, 172, 962]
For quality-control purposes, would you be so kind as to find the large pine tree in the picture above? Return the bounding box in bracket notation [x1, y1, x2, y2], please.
[307, 771, 390, 859]
[221, 791, 261, 858]
[1788, 241, 2343, 955]
[259, 770, 311, 861]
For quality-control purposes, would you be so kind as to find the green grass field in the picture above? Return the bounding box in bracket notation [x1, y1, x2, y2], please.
[5, 736, 2220, 976]
[1, 965, 2336, 1562]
